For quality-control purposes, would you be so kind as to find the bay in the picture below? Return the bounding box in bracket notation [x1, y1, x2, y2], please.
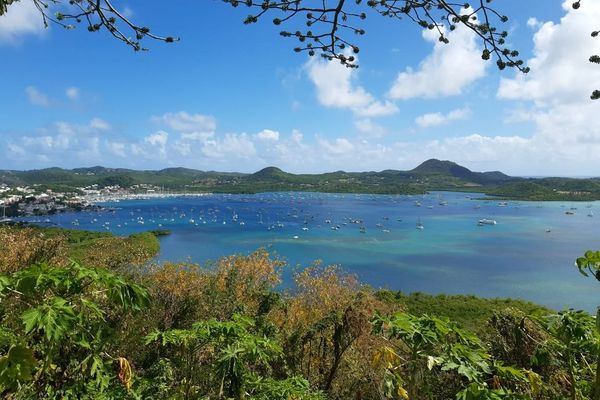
[19, 191, 600, 311]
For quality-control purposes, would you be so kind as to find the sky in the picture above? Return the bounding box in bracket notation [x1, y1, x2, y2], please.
[1, 0, 600, 175]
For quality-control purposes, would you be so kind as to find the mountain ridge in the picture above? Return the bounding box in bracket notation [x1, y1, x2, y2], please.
[2, 159, 600, 200]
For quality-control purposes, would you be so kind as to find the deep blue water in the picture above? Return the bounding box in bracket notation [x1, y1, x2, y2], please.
[18, 191, 600, 311]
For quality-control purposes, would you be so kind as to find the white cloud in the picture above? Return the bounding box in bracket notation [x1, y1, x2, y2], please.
[5, 118, 112, 166]
[0, 0, 45, 44]
[107, 142, 127, 157]
[153, 111, 216, 134]
[306, 56, 398, 117]
[255, 129, 280, 141]
[527, 17, 542, 29]
[202, 133, 257, 159]
[318, 137, 355, 155]
[415, 107, 471, 128]
[354, 118, 386, 138]
[494, 0, 600, 174]
[142, 131, 169, 158]
[89, 118, 111, 131]
[144, 131, 168, 146]
[25, 86, 50, 107]
[498, 1, 600, 106]
[388, 13, 487, 100]
[65, 87, 80, 100]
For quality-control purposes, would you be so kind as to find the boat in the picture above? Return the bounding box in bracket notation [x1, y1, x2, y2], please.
[588, 211, 594, 217]
[478, 219, 497, 225]
[565, 211, 575, 215]
[416, 218, 424, 230]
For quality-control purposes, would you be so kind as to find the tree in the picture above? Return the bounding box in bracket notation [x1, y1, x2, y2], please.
[0, 0, 177, 51]
[571, 1, 600, 99]
[0, 0, 526, 72]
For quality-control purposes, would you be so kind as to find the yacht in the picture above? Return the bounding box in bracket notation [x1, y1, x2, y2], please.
[478, 219, 497, 225]
[416, 218, 424, 230]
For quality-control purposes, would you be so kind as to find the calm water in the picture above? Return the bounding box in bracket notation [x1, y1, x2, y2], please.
[19, 191, 600, 311]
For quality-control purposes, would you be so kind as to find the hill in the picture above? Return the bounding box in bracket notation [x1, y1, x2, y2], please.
[2, 159, 600, 200]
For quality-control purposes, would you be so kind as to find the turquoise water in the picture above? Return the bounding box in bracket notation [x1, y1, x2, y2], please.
[19, 191, 600, 311]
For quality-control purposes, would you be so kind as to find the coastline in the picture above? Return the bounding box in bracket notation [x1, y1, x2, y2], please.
[82, 192, 214, 204]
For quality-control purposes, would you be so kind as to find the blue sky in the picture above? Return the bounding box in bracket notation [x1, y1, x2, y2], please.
[1, 0, 600, 175]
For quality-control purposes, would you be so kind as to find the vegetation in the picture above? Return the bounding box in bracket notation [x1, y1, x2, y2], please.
[5, 159, 600, 200]
[2, 226, 600, 399]
[0, 224, 160, 273]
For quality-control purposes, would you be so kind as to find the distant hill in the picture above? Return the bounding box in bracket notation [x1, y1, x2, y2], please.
[411, 159, 513, 185]
[2, 159, 600, 200]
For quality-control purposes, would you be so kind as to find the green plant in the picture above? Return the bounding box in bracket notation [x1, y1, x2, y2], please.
[371, 312, 541, 399]
[0, 261, 149, 398]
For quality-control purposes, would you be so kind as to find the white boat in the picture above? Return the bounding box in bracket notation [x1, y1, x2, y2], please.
[588, 211, 594, 217]
[416, 218, 424, 230]
[478, 219, 497, 225]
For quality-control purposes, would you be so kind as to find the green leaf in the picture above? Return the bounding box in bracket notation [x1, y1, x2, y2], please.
[0, 345, 36, 391]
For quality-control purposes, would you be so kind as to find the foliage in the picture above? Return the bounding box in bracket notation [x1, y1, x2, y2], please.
[0, 225, 160, 273]
[144, 314, 319, 399]
[371, 312, 541, 399]
[530, 309, 600, 399]
[0, 261, 149, 398]
[2, 225, 600, 399]
[377, 291, 550, 335]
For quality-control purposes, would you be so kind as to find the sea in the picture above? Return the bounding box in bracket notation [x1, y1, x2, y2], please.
[17, 191, 600, 312]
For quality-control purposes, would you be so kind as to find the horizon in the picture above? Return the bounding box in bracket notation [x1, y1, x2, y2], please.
[2, 159, 600, 180]
[2, 1, 600, 176]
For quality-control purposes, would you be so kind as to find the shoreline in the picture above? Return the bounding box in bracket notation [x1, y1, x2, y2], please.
[82, 192, 214, 204]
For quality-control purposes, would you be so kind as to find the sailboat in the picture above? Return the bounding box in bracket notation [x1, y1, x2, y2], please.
[0, 205, 10, 223]
[416, 218, 424, 230]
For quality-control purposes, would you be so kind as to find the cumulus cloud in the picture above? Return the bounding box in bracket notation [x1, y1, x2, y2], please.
[5, 118, 111, 166]
[89, 118, 111, 131]
[306, 56, 398, 117]
[388, 13, 487, 100]
[494, 0, 600, 174]
[255, 129, 280, 141]
[202, 133, 257, 159]
[0, 1, 45, 44]
[415, 107, 471, 128]
[354, 118, 386, 138]
[318, 137, 355, 155]
[25, 86, 50, 107]
[153, 111, 216, 134]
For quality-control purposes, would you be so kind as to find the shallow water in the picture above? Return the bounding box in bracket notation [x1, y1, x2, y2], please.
[20, 191, 600, 311]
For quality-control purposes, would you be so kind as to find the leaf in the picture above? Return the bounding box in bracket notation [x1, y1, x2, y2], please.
[0, 345, 36, 391]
